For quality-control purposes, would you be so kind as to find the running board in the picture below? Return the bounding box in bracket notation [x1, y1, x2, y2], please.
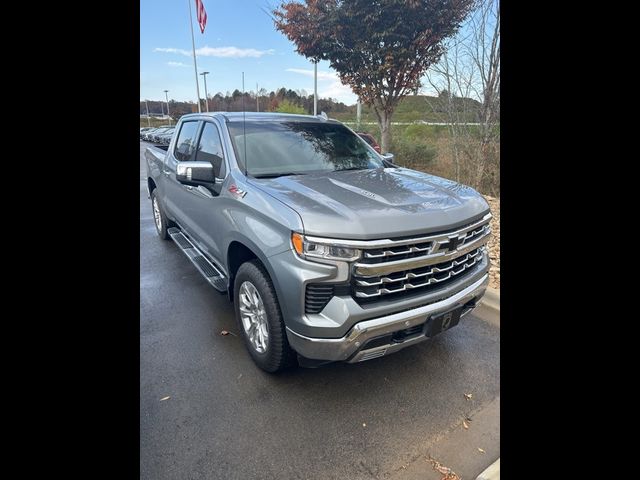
[167, 227, 227, 292]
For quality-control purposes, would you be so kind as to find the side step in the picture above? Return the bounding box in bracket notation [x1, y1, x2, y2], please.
[167, 227, 227, 292]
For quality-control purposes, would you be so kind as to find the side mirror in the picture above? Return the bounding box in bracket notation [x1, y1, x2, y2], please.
[176, 161, 215, 185]
[381, 153, 395, 164]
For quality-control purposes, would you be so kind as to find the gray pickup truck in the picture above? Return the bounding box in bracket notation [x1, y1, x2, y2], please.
[145, 112, 491, 372]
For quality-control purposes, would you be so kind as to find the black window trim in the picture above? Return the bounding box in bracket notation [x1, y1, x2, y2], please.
[172, 120, 202, 163]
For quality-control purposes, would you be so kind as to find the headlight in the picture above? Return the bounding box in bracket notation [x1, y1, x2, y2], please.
[291, 232, 361, 262]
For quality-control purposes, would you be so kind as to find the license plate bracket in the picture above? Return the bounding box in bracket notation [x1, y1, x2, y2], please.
[426, 306, 462, 337]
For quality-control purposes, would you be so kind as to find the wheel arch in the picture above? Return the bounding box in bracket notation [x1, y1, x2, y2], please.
[225, 237, 288, 318]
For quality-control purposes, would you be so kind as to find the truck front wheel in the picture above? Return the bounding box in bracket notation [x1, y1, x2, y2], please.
[234, 260, 296, 372]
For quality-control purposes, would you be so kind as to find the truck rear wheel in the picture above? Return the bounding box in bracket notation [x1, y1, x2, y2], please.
[151, 190, 170, 240]
[234, 260, 296, 372]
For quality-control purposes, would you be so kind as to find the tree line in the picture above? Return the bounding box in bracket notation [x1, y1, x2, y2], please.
[140, 88, 351, 118]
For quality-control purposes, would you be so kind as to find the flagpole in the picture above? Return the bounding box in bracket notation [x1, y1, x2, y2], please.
[188, 0, 202, 112]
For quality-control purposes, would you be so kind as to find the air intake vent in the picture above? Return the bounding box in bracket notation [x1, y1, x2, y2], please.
[305, 284, 334, 314]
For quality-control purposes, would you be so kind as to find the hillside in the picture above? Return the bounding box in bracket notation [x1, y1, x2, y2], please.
[333, 94, 482, 124]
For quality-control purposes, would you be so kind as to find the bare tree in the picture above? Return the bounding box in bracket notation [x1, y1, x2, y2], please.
[425, 0, 500, 195]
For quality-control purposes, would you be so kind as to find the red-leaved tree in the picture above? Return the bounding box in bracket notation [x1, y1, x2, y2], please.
[273, 0, 475, 152]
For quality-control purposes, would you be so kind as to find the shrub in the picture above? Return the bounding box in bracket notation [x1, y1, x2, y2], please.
[392, 138, 437, 170]
[274, 99, 306, 114]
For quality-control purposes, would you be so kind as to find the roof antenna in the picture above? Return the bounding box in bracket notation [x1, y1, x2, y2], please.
[242, 72, 248, 177]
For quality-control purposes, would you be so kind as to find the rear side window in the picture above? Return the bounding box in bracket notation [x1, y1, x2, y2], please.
[196, 122, 226, 178]
[173, 121, 200, 161]
[359, 134, 374, 147]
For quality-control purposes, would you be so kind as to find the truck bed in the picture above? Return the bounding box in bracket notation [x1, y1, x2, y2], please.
[145, 144, 169, 178]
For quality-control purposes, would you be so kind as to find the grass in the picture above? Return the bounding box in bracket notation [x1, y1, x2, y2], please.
[140, 118, 175, 128]
[333, 94, 481, 124]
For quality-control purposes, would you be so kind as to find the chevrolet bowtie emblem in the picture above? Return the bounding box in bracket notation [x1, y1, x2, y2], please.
[447, 234, 461, 252]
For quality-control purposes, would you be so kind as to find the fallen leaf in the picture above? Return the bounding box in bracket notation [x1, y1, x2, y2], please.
[465, 416, 473, 422]
[463, 420, 469, 429]
[220, 330, 229, 336]
[362, 423, 367, 427]
[160, 396, 170, 401]
[464, 393, 473, 400]
[478, 447, 485, 454]
[427, 457, 460, 480]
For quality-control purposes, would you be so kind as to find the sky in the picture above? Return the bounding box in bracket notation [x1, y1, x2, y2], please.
[140, 0, 359, 105]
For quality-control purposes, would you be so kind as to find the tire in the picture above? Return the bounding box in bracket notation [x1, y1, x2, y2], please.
[150, 189, 170, 240]
[234, 260, 297, 372]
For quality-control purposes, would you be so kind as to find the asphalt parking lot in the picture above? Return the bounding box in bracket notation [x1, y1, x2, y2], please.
[139, 142, 500, 480]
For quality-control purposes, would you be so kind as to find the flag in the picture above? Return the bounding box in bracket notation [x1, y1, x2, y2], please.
[195, 0, 207, 33]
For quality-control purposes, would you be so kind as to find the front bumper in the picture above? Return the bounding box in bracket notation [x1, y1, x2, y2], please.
[286, 273, 489, 363]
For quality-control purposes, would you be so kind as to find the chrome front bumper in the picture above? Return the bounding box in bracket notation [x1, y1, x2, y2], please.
[286, 273, 489, 363]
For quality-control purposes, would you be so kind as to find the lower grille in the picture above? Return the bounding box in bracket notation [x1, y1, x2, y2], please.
[353, 247, 484, 303]
[392, 323, 424, 341]
[305, 284, 334, 313]
[358, 349, 387, 362]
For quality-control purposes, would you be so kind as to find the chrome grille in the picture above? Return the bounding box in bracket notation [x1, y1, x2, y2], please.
[354, 248, 484, 299]
[351, 213, 491, 302]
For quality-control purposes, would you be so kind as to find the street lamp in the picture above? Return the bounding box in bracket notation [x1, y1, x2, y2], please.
[164, 90, 171, 125]
[200, 72, 210, 112]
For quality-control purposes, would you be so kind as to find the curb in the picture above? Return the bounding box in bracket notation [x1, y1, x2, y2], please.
[476, 458, 500, 480]
[480, 287, 500, 313]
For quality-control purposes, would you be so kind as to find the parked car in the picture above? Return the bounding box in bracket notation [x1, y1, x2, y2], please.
[140, 127, 156, 140]
[142, 128, 162, 141]
[141, 126, 171, 142]
[149, 127, 174, 143]
[356, 132, 381, 153]
[146, 112, 491, 372]
[153, 127, 175, 144]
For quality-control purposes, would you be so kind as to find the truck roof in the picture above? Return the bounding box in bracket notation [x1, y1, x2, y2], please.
[179, 111, 339, 124]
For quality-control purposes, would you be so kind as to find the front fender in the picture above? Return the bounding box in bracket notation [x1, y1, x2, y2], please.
[223, 231, 293, 320]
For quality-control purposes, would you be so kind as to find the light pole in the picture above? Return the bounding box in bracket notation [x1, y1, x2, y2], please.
[145, 100, 151, 127]
[199, 72, 210, 112]
[164, 90, 171, 125]
[313, 60, 318, 116]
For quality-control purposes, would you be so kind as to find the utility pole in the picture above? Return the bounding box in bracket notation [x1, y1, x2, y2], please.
[200, 72, 210, 112]
[356, 99, 361, 129]
[164, 90, 171, 125]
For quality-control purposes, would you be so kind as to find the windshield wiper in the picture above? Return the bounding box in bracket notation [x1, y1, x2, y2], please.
[252, 172, 302, 179]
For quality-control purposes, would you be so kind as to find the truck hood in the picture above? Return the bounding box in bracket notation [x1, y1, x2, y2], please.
[252, 167, 490, 239]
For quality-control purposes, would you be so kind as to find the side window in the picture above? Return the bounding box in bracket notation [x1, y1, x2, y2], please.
[173, 121, 200, 162]
[196, 122, 226, 178]
[360, 134, 374, 147]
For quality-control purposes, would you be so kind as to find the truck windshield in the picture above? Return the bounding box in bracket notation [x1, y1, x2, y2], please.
[227, 121, 383, 177]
